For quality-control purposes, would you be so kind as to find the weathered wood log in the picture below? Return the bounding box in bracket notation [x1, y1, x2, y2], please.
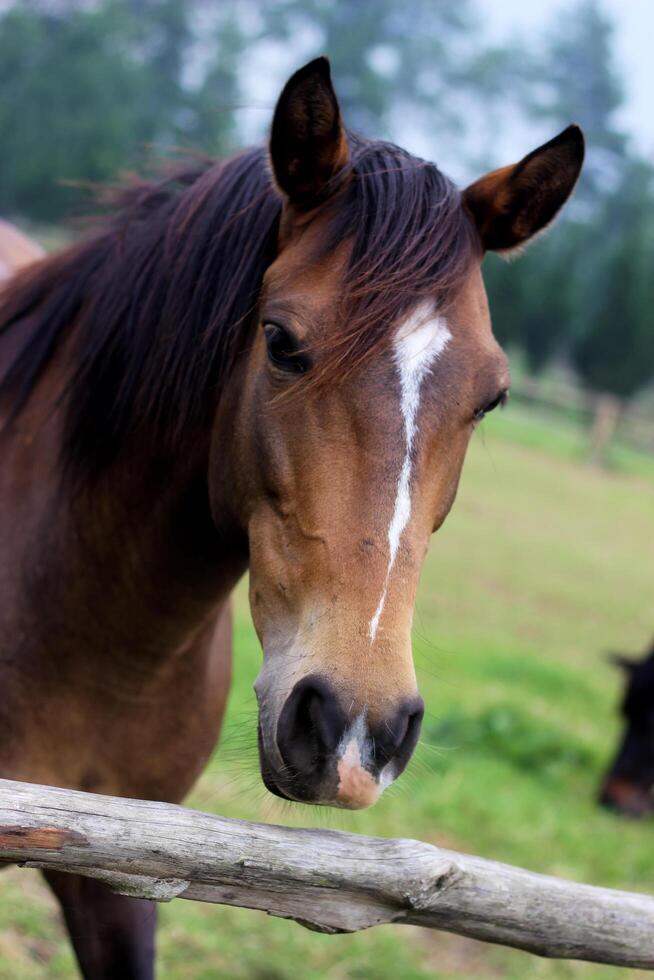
[0, 778, 652, 968]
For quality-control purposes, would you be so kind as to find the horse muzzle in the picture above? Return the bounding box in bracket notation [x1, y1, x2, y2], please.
[257, 674, 423, 809]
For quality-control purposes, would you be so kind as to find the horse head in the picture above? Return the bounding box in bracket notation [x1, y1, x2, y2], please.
[210, 59, 584, 808]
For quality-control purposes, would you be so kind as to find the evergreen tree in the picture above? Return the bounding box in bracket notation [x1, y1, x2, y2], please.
[572, 160, 654, 399]
[0, 1, 241, 221]
[484, 225, 586, 374]
[485, 0, 639, 382]
[0, 4, 147, 220]
[531, 0, 626, 204]
[260, 0, 509, 139]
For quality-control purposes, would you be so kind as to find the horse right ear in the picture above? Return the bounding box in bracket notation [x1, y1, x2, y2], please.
[463, 126, 584, 253]
[270, 57, 350, 209]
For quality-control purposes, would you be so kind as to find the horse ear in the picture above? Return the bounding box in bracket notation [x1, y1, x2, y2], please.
[270, 57, 349, 208]
[607, 652, 639, 673]
[463, 126, 585, 252]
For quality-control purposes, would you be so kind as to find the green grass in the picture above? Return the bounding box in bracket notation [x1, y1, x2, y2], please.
[1, 407, 653, 979]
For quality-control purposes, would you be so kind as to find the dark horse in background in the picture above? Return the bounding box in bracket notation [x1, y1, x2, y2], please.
[0, 59, 583, 979]
[600, 640, 654, 817]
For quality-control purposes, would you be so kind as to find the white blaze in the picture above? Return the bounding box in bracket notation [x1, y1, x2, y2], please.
[337, 712, 371, 767]
[368, 303, 451, 641]
[336, 713, 381, 807]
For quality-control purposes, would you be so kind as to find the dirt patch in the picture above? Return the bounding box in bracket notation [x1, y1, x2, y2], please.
[407, 924, 506, 977]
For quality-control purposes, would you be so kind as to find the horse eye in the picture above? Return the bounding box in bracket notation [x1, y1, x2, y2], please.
[474, 389, 508, 422]
[263, 323, 309, 375]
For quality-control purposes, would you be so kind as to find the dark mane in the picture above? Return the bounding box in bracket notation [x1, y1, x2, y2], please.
[0, 138, 477, 474]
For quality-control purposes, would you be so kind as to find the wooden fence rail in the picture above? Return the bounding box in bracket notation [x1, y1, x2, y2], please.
[0, 779, 652, 969]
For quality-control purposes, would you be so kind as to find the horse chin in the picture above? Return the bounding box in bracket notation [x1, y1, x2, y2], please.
[260, 771, 380, 810]
[260, 767, 294, 802]
[257, 755, 333, 807]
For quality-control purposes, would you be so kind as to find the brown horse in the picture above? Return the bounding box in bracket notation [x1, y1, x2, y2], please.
[0, 218, 44, 281]
[0, 59, 583, 978]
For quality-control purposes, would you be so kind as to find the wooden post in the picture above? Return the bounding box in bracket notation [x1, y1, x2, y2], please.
[0, 779, 652, 969]
[588, 392, 622, 464]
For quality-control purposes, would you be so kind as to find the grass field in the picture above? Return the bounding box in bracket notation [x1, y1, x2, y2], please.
[1, 406, 652, 979]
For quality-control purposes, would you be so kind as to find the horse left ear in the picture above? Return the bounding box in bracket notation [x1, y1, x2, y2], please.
[607, 652, 639, 673]
[270, 57, 350, 208]
[463, 125, 585, 252]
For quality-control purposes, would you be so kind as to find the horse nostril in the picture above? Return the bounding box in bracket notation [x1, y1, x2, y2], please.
[276, 676, 345, 776]
[375, 697, 424, 775]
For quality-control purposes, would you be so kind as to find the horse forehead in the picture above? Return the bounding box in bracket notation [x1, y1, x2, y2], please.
[266, 228, 350, 297]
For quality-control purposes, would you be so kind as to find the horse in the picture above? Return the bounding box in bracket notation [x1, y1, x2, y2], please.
[0, 57, 584, 979]
[0, 218, 45, 281]
[600, 641, 654, 817]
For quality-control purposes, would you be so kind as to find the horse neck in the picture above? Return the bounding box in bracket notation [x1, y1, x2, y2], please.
[2, 348, 247, 683]
[67, 440, 247, 663]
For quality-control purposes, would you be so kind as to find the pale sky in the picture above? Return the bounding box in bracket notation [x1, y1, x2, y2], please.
[485, 0, 654, 156]
[237, 0, 653, 184]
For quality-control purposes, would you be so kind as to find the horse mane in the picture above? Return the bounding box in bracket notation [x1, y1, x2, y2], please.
[0, 138, 477, 476]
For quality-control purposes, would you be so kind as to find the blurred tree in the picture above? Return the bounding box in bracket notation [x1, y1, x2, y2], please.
[259, 0, 513, 139]
[126, 0, 242, 155]
[0, 0, 241, 221]
[127, 0, 194, 146]
[189, 11, 244, 156]
[572, 159, 654, 400]
[485, 0, 649, 391]
[0, 3, 146, 220]
[483, 225, 586, 374]
[530, 0, 627, 204]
